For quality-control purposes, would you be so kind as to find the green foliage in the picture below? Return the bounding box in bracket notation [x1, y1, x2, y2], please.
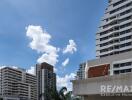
[50, 87, 81, 100]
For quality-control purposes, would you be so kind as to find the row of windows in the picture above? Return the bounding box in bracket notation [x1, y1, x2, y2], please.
[100, 22, 132, 36]
[103, 15, 132, 29]
[120, 42, 132, 47]
[100, 28, 114, 36]
[100, 39, 119, 47]
[99, 28, 132, 42]
[110, 2, 132, 14]
[99, 48, 132, 58]
[100, 33, 119, 41]
[103, 20, 118, 29]
[114, 68, 132, 75]
[120, 35, 132, 41]
[105, 7, 132, 24]
[119, 15, 132, 23]
[120, 8, 132, 16]
[100, 42, 132, 53]
[120, 28, 132, 35]
[113, 0, 128, 7]
[120, 22, 132, 29]
[100, 35, 132, 47]
[114, 61, 132, 68]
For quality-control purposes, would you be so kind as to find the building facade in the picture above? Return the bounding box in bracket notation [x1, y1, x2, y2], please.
[0, 67, 37, 100]
[36, 62, 56, 100]
[75, 0, 132, 78]
[85, 51, 132, 78]
[76, 62, 86, 80]
[96, 0, 132, 58]
[94, 0, 132, 76]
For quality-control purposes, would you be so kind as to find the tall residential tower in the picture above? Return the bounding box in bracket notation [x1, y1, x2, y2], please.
[96, 0, 132, 58]
[73, 0, 132, 99]
[36, 62, 56, 100]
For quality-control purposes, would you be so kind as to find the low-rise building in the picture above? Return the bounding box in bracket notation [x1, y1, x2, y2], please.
[73, 51, 132, 100]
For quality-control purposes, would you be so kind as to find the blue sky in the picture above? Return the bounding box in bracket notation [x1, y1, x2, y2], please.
[0, 0, 108, 89]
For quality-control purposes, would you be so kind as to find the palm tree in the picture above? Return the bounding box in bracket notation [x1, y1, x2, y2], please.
[50, 87, 81, 100]
[49, 87, 66, 100]
[0, 98, 3, 100]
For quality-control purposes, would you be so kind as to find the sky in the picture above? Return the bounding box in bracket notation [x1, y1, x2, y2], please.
[0, 0, 108, 90]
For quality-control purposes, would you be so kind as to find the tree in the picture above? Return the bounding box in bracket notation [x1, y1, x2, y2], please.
[0, 98, 3, 100]
[50, 87, 81, 100]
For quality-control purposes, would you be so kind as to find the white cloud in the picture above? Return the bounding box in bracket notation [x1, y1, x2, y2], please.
[0, 65, 35, 75]
[0, 66, 19, 70]
[63, 39, 77, 54]
[57, 73, 76, 91]
[0, 66, 6, 69]
[26, 66, 35, 75]
[37, 52, 58, 66]
[26, 25, 59, 66]
[54, 67, 58, 73]
[0, 66, 19, 69]
[62, 58, 69, 67]
[0, 25, 77, 93]
[12, 66, 18, 69]
[0, 65, 56, 79]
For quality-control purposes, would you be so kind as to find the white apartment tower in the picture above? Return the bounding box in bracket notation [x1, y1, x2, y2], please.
[96, 0, 132, 58]
[76, 0, 132, 79]
[72, 1, 132, 99]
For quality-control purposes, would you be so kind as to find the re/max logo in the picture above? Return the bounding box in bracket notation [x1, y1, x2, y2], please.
[100, 85, 132, 93]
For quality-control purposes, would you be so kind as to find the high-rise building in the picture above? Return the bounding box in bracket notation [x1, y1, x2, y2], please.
[0, 69, 2, 97]
[96, 0, 132, 58]
[73, 0, 132, 99]
[76, 0, 132, 77]
[95, 0, 132, 76]
[36, 62, 56, 100]
[0, 67, 37, 100]
[76, 62, 86, 80]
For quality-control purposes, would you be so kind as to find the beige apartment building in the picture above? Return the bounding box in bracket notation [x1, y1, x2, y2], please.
[0, 67, 37, 100]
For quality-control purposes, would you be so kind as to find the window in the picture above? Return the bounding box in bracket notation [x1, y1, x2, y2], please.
[119, 16, 132, 23]
[114, 70, 120, 74]
[114, 45, 119, 49]
[113, 0, 128, 7]
[114, 64, 120, 68]
[120, 70, 125, 73]
[120, 28, 132, 35]
[126, 69, 131, 72]
[110, 2, 132, 14]
[120, 8, 132, 16]
[126, 62, 132, 66]
[114, 61, 132, 68]
[120, 22, 132, 29]
[120, 42, 132, 48]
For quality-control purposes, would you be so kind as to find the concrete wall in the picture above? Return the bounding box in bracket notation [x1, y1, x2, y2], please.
[2, 96, 20, 100]
[83, 95, 132, 100]
[72, 73, 132, 95]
